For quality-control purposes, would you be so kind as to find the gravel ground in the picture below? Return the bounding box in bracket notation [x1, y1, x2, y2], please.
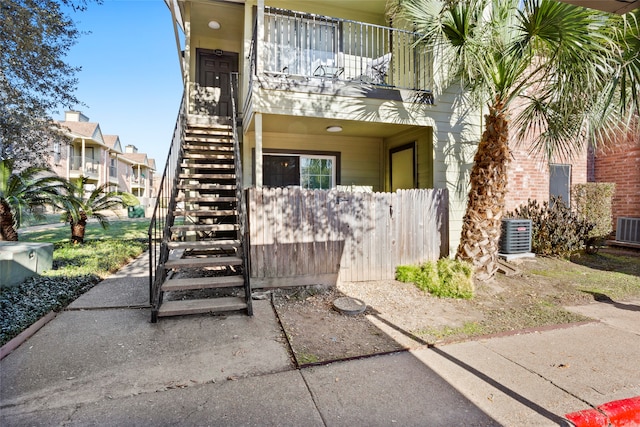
[273, 248, 640, 365]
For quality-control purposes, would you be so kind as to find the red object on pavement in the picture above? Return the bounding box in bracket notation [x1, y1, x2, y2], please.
[598, 396, 640, 426]
[564, 409, 608, 427]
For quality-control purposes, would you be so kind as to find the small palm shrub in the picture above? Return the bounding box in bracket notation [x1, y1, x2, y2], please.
[507, 197, 593, 257]
[396, 258, 474, 299]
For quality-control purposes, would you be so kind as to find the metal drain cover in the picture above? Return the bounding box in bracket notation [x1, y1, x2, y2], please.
[332, 297, 367, 315]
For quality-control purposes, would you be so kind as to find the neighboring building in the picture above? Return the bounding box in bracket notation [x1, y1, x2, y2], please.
[52, 111, 156, 214]
[121, 145, 156, 209]
[52, 111, 111, 190]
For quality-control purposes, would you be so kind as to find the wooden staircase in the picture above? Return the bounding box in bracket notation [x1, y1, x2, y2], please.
[152, 119, 252, 320]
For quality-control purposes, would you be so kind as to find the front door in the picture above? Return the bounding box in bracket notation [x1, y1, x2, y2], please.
[195, 49, 239, 116]
[390, 143, 416, 191]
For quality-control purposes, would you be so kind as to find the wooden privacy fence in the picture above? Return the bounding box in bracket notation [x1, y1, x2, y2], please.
[247, 187, 449, 287]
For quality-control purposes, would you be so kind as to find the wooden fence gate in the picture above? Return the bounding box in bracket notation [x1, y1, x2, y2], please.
[247, 187, 448, 287]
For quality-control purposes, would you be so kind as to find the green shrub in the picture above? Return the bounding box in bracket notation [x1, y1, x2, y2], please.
[572, 183, 615, 239]
[395, 265, 420, 283]
[396, 258, 474, 299]
[437, 258, 474, 299]
[508, 197, 593, 256]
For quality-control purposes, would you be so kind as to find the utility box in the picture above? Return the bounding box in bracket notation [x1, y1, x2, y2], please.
[0, 242, 54, 288]
[499, 219, 532, 254]
[127, 205, 145, 218]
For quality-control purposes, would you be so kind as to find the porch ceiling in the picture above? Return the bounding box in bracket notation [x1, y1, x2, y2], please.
[190, 1, 244, 43]
[246, 114, 417, 138]
[187, 0, 390, 42]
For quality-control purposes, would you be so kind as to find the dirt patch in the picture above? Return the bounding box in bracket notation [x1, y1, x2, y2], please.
[273, 247, 640, 366]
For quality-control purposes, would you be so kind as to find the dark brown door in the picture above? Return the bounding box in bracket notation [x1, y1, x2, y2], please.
[196, 49, 238, 117]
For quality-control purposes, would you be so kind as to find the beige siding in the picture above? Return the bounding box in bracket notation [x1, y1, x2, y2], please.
[245, 131, 384, 190]
[431, 87, 482, 255]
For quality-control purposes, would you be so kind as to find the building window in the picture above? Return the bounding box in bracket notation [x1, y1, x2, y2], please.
[53, 141, 61, 164]
[263, 153, 337, 189]
[549, 164, 571, 207]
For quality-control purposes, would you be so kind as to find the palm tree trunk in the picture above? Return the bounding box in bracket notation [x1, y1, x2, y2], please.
[456, 102, 510, 280]
[0, 199, 19, 241]
[70, 212, 88, 244]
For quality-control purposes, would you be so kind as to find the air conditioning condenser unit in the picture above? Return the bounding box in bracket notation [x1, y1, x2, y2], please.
[499, 219, 532, 254]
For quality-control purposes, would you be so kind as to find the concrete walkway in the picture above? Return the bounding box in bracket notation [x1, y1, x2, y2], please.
[1, 253, 639, 426]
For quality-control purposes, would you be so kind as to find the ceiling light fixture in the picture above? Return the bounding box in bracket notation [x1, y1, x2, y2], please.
[208, 20, 221, 30]
[326, 125, 342, 133]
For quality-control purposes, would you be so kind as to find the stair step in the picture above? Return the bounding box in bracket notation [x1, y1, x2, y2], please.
[175, 196, 237, 202]
[185, 143, 233, 151]
[165, 256, 243, 269]
[185, 135, 232, 142]
[171, 224, 239, 233]
[187, 130, 232, 138]
[181, 163, 234, 169]
[157, 297, 247, 317]
[161, 276, 244, 292]
[168, 239, 240, 250]
[174, 210, 237, 217]
[179, 173, 236, 180]
[177, 184, 236, 191]
[183, 153, 234, 160]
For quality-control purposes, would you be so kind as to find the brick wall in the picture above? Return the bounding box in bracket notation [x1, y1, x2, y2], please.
[505, 139, 588, 213]
[593, 130, 640, 228]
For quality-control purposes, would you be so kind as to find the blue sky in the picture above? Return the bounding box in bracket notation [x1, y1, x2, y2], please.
[64, 0, 183, 171]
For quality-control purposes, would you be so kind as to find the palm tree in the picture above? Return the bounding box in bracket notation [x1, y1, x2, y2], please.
[60, 176, 127, 244]
[397, 0, 639, 279]
[0, 159, 67, 241]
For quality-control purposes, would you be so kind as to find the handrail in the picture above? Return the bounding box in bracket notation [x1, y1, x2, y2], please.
[230, 72, 253, 316]
[148, 92, 186, 322]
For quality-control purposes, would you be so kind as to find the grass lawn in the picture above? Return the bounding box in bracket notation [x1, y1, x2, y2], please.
[1, 219, 150, 346]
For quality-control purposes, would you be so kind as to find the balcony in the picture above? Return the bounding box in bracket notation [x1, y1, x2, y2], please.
[252, 7, 433, 94]
[70, 156, 99, 177]
[131, 175, 145, 189]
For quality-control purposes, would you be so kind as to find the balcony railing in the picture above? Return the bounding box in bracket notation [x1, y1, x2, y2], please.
[255, 7, 432, 92]
[70, 156, 99, 175]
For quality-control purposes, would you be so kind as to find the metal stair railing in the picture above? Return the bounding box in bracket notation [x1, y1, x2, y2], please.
[230, 72, 253, 316]
[148, 93, 186, 323]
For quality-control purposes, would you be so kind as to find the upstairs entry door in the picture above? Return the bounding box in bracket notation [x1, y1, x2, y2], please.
[196, 49, 238, 117]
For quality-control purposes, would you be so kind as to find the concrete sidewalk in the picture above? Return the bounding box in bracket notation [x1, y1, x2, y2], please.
[1, 253, 639, 426]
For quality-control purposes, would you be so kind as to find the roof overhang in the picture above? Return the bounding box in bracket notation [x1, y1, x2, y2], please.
[557, 0, 639, 14]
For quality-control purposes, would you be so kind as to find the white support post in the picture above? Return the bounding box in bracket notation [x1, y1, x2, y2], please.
[81, 139, 86, 176]
[255, 113, 263, 188]
[183, 3, 191, 113]
[256, 0, 264, 75]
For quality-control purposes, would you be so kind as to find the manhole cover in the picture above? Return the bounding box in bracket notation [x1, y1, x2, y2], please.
[332, 297, 367, 315]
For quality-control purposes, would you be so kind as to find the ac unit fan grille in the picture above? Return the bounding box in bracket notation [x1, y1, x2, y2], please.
[499, 219, 532, 254]
[616, 217, 640, 244]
